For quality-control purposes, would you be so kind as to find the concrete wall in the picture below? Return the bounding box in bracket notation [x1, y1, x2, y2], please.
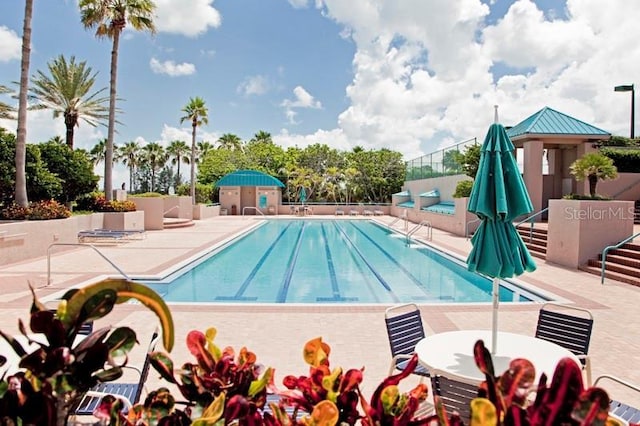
[403, 174, 472, 202]
[597, 173, 640, 201]
[129, 197, 164, 230]
[546, 199, 634, 268]
[102, 211, 145, 231]
[390, 197, 476, 237]
[1, 214, 104, 265]
[275, 204, 390, 216]
[163, 196, 193, 220]
[193, 204, 220, 220]
[219, 186, 242, 215]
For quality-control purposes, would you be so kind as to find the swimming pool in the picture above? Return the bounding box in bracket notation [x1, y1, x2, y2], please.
[141, 220, 546, 304]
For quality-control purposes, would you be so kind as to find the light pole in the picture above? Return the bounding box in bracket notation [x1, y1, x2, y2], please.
[614, 84, 635, 139]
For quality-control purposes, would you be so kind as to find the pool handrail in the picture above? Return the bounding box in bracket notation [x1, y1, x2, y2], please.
[514, 207, 549, 243]
[407, 220, 432, 241]
[242, 206, 265, 217]
[47, 242, 130, 286]
[600, 231, 640, 284]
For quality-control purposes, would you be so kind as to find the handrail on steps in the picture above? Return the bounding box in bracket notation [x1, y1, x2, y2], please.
[163, 205, 179, 217]
[47, 242, 130, 286]
[242, 206, 265, 217]
[514, 207, 549, 243]
[407, 220, 432, 242]
[600, 232, 640, 284]
[389, 211, 408, 230]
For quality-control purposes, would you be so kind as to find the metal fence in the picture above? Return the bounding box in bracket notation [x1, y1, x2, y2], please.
[405, 138, 477, 181]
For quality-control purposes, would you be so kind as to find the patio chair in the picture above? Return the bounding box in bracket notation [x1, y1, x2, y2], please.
[534, 302, 594, 385]
[384, 303, 430, 378]
[73, 330, 160, 417]
[335, 207, 345, 216]
[431, 375, 477, 422]
[594, 374, 640, 423]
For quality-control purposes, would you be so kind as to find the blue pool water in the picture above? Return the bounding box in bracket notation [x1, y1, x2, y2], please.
[141, 220, 546, 304]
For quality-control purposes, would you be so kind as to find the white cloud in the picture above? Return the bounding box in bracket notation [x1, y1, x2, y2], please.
[237, 75, 269, 96]
[149, 58, 196, 76]
[281, 86, 322, 123]
[287, 0, 310, 9]
[154, 0, 222, 37]
[0, 26, 21, 62]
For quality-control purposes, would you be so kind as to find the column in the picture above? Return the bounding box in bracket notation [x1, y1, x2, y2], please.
[523, 140, 544, 216]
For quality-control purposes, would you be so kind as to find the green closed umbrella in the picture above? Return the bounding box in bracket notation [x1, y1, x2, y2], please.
[299, 186, 307, 205]
[467, 120, 537, 354]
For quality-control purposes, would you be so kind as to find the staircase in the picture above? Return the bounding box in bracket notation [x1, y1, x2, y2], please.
[515, 224, 547, 260]
[635, 200, 640, 224]
[580, 242, 640, 287]
[163, 218, 195, 229]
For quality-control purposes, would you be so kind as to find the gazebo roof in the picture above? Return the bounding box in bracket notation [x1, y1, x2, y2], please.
[507, 107, 610, 139]
[215, 170, 284, 187]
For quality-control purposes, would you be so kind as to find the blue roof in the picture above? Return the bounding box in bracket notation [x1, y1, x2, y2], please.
[215, 170, 284, 187]
[507, 107, 610, 139]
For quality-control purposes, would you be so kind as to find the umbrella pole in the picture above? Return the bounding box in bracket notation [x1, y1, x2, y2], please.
[492, 277, 499, 354]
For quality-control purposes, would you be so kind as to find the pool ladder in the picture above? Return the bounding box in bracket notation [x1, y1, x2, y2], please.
[47, 242, 129, 286]
[407, 220, 432, 242]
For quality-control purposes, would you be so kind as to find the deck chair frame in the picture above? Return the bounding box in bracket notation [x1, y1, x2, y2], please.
[594, 374, 640, 423]
[534, 302, 594, 385]
[431, 375, 477, 422]
[73, 330, 160, 417]
[384, 303, 429, 378]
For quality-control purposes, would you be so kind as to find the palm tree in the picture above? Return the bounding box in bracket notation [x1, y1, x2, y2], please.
[141, 142, 166, 192]
[79, 0, 156, 201]
[180, 97, 209, 204]
[29, 55, 109, 149]
[90, 138, 106, 167]
[570, 152, 619, 197]
[250, 130, 272, 144]
[14, 0, 33, 207]
[0, 85, 15, 120]
[166, 140, 190, 188]
[117, 140, 141, 192]
[196, 140, 214, 164]
[217, 133, 243, 151]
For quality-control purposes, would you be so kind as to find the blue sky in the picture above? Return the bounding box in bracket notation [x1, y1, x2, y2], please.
[1, 0, 639, 184]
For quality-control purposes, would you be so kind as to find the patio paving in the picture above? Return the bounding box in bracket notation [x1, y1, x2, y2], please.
[0, 215, 639, 408]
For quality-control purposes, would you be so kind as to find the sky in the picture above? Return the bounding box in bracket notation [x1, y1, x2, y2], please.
[1, 0, 639, 186]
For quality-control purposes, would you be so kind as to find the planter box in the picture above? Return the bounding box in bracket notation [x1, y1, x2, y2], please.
[164, 196, 193, 220]
[193, 204, 220, 220]
[102, 211, 144, 231]
[546, 199, 634, 268]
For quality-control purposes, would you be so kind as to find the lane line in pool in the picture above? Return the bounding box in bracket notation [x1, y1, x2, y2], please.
[316, 223, 359, 302]
[276, 221, 307, 302]
[332, 221, 400, 302]
[348, 221, 435, 300]
[216, 222, 295, 301]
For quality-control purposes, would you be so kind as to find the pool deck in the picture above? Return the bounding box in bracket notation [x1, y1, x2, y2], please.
[1, 215, 639, 407]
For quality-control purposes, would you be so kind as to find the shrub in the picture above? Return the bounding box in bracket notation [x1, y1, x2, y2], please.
[453, 180, 474, 198]
[599, 148, 640, 172]
[74, 192, 136, 212]
[135, 192, 164, 197]
[562, 193, 612, 201]
[0, 200, 71, 220]
[176, 183, 214, 204]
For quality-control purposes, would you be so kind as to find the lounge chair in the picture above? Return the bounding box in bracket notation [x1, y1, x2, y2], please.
[384, 303, 430, 378]
[73, 330, 160, 417]
[349, 209, 359, 216]
[594, 374, 640, 423]
[373, 208, 384, 216]
[363, 209, 373, 216]
[534, 302, 594, 385]
[335, 207, 345, 216]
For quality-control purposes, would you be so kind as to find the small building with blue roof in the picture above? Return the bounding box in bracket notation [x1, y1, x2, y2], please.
[215, 170, 284, 215]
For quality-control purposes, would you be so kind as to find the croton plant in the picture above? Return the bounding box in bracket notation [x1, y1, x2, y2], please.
[0, 280, 635, 425]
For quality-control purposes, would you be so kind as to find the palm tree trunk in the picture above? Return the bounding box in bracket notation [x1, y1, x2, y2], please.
[104, 30, 121, 201]
[190, 122, 197, 204]
[588, 174, 598, 197]
[14, 0, 33, 208]
[64, 113, 75, 149]
[129, 165, 134, 193]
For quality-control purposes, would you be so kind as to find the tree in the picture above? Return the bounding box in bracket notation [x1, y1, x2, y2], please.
[15, 0, 34, 207]
[90, 138, 106, 166]
[141, 142, 166, 192]
[180, 97, 208, 204]
[217, 133, 243, 151]
[457, 143, 481, 179]
[38, 142, 99, 204]
[250, 130, 272, 144]
[29, 55, 109, 149]
[0, 85, 15, 120]
[117, 140, 141, 192]
[196, 140, 214, 164]
[570, 152, 618, 197]
[79, 0, 156, 201]
[166, 139, 190, 188]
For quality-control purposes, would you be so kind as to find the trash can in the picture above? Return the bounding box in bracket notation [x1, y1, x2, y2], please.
[231, 204, 237, 215]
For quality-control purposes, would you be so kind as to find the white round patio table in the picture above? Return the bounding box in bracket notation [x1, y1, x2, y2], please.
[414, 330, 581, 384]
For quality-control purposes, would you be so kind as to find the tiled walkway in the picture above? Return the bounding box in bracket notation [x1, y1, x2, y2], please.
[0, 215, 639, 407]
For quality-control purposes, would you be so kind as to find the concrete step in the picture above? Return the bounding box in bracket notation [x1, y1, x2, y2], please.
[580, 264, 640, 287]
[526, 244, 547, 254]
[163, 218, 195, 229]
[587, 259, 640, 279]
[608, 247, 640, 260]
[597, 254, 640, 270]
[520, 236, 547, 247]
[515, 226, 548, 236]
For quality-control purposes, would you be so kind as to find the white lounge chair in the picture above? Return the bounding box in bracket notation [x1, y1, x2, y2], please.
[335, 207, 345, 216]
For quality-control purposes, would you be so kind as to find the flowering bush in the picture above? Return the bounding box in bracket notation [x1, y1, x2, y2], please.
[75, 192, 136, 212]
[0, 200, 71, 220]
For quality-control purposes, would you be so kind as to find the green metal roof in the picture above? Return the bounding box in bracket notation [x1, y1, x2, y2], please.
[215, 170, 284, 187]
[507, 107, 610, 139]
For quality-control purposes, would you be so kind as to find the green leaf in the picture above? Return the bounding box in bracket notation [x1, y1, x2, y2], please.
[94, 366, 124, 382]
[150, 352, 177, 384]
[104, 327, 137, 358]
[248, 367, 273, 397]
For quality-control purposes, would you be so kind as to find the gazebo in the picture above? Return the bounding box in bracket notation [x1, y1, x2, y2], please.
[507, 107, 611, 214]
[215, 170, 285, 215]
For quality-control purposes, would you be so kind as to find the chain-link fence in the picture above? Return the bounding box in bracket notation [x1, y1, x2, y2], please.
[405, 138, 477, 181]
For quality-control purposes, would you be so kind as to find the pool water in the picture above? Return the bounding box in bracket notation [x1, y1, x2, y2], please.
[141, 220, 546, 304]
